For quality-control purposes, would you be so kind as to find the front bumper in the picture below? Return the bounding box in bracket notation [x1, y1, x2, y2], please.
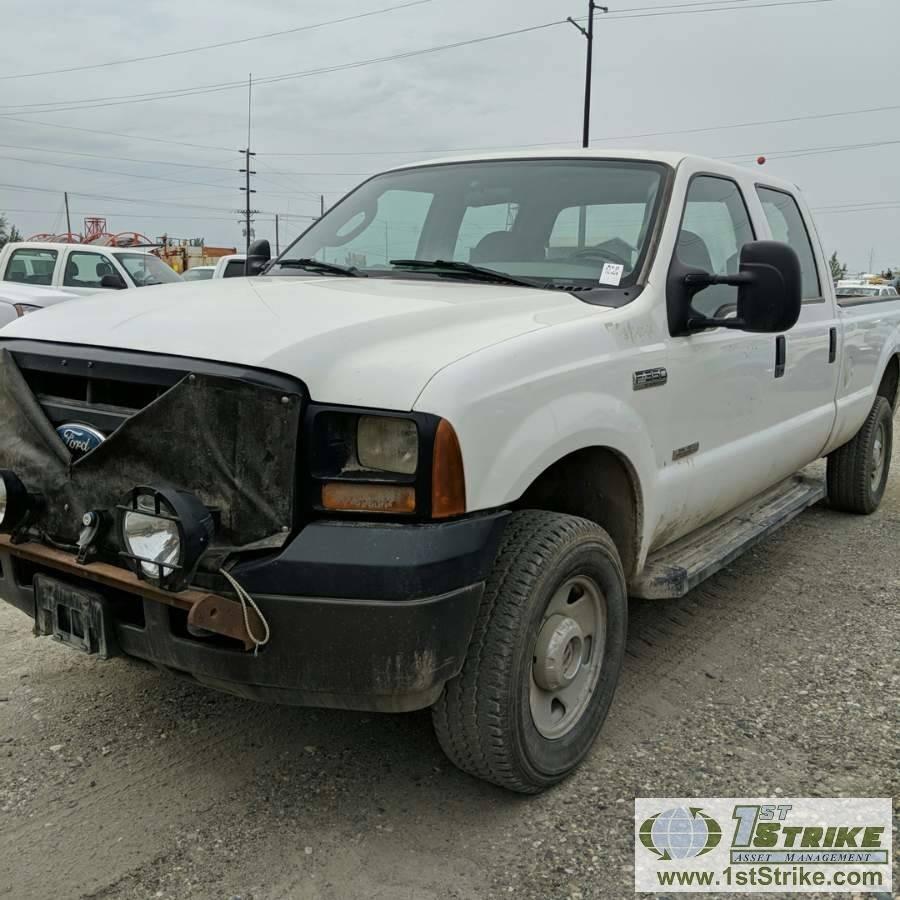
[0, 513, 507, 712]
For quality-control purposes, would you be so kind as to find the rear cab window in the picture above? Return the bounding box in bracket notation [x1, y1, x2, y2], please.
[756, 187, 822, 301]
[222, 260, 246, 278]
[4, 248, 58, 285]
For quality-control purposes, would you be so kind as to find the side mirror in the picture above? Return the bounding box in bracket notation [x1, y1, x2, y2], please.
[245, 239, 271, 277]
[667, 240, 802, 335]
[100, 273, 127, 290]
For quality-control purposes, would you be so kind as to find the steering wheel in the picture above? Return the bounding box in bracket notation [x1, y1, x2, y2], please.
[566, 246, 630, 268]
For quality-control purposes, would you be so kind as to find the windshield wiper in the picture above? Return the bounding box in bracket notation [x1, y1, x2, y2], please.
[389, 258, 540, 289]
[274, 258, 366, 277]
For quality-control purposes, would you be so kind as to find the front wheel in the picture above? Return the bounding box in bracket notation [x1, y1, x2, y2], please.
[827, 396, 893, 514]
[432, 511, 627, 793]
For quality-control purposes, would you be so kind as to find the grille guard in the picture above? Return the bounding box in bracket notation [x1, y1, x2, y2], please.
[0, 533, 264, 650]
[0, 348, 302, 554]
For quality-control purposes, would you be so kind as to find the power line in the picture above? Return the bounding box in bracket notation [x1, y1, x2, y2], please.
[0, 143, 241, 172]
[0, 0, 434, 81]
[262, 102, 899, 159]
[0, 142, 370, 176]
[0, 207, 244, 222]
[0, 22, 568, 115]
[0, 115, 235, 153]
[0, 181, 271, 214]
[0, 0, 832, 117]
[0, 183, 317, 221]
[728, 137, 900, 162]
[0, 152, 331, 198]
[812, 199, 900, 212]
[604, 0, 831, 18]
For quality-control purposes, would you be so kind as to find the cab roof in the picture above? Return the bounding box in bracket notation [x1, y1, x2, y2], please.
[387, 148, 800, 193]
[3, 241, 156, 254]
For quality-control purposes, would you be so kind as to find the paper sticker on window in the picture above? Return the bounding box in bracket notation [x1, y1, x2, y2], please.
[599, 263, 624, 286]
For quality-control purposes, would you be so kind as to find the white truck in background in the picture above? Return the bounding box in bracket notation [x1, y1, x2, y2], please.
[0, 150, 898, 794]
[182, 254, 247, 282]
[0, 241, 182, 295]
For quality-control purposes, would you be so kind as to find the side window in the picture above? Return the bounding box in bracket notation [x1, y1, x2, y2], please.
[677, 176, 755, 319]
[316, 189, 434, 268]
[4, 248, 58, 285]
[453, 203, 519, 262]
[222, 260, 245, 278]
[756, 187, 821, 300]
[63, 251, 116, 289]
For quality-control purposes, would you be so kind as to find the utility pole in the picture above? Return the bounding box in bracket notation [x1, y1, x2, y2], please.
[568, 2, 609, 148]
[239, 74, 257, 253]
[275, 214, 280, 255]
[320, 195, 325, 218]
[239, 148, 257, 253]
[64, 191, 71, 237]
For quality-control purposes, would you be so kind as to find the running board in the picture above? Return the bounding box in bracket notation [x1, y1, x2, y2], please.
[631, 475, 826, 599]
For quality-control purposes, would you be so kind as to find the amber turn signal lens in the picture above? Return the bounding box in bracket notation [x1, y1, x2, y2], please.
[321, 482, 416, 514]
[431, 419, 466, 519]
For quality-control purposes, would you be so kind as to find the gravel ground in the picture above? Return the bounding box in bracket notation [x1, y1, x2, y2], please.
[0, 451, 897, 900]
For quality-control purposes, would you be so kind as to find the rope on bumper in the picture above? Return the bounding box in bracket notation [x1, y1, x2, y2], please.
[219, 568, 271, 655]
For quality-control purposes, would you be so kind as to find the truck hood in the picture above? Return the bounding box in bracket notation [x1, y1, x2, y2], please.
[1, 275, 594, 409]
[0, 282, 79, 306]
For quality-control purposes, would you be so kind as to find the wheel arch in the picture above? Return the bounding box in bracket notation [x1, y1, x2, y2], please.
[876, 352, 899, 410]
[513, 446, 644, 580]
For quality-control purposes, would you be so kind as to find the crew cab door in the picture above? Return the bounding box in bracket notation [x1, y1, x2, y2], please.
[752, 184, 840, 455]
[653, 169, 832, 547]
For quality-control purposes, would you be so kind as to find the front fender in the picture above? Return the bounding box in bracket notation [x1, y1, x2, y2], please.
[421, 380, 659, 564]
[473, 390, 654, 512]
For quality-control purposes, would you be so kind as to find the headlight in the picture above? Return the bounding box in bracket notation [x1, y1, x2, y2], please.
[0, 470, 32, 532]
[123, 494, 181, 580]
[357, 416, 418, 474]
[118, 487, 214, 590]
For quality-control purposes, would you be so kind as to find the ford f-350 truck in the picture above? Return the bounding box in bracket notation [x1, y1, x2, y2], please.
[0, 151, 897, 793]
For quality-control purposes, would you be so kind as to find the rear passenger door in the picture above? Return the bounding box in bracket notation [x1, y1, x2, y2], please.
[2, 247, 58, 286]
[754, 186, 839, 456]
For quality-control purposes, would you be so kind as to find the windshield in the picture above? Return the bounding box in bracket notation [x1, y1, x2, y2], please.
[113, 252, 183, 287]
[183, 267, 214, 281]
[837, 286, 882, 297]
[273, 159, 668, 290]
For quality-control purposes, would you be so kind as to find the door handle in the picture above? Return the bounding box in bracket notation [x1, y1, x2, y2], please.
[829, 327, 837, 364]
[775, 335, 786, 379]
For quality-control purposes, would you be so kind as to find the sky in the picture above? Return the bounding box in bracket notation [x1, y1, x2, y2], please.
[0, 0, 897, 272]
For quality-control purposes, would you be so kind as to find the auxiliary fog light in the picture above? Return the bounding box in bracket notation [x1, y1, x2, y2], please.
[0, 470, 33, 532]
[118, 487, 214, 591]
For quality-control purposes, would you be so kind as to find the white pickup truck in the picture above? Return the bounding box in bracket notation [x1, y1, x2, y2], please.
[181, 254, 247, 281]
[0, 150, 897, 793]
[0, 241, 182, 295]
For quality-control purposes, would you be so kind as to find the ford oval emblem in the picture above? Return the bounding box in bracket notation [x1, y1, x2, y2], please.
[57, 423, 106, 459]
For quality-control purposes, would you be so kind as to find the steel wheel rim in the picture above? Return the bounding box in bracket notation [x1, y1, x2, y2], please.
[529, 575, 606, 740]
[871, 422, 886, 491]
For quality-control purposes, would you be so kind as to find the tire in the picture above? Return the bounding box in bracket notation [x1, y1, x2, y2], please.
[827, 396, 893, 515]
[432, 510, 627, 793]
